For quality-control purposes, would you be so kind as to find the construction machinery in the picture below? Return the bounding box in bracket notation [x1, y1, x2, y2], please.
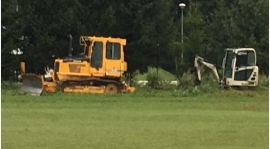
[194, 48, 259, 88]
[20, 35, 135, 95]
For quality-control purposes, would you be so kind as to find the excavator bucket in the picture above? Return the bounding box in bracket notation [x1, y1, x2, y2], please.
[21, 74, 44, 96]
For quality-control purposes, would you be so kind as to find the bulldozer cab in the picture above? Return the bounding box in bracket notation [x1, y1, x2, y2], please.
[79, 36, 104, 69]
[78, 36, 127, 77]
[222, 48, 258, 87]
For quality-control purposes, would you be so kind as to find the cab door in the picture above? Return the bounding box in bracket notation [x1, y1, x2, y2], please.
[89, 41, 105, 76]
[223, 50, 234, 79]
[105, 42, 124, 77]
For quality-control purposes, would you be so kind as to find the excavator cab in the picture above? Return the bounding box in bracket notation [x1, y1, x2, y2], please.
[222, 48, 258, 87]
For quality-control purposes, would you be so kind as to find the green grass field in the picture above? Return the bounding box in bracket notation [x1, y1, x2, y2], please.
[1, 89, 269, 149]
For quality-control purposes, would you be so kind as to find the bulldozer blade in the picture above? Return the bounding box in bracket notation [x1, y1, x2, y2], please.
[21, 74, 44, 96]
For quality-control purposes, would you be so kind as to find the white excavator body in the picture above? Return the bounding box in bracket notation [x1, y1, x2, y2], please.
[194, 48, 259, 87]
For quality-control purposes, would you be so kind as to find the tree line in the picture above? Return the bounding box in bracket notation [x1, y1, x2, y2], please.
[2, 0, 269, 80]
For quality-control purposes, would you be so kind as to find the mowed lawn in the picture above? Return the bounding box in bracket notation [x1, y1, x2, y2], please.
[1, 90, 269, 149]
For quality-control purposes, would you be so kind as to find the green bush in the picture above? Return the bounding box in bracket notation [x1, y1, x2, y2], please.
[178, 69, 196, 89]
[146, 67, 160, 88]
[1, 81, 21, 90]
[258, 74, 269, 90]
[1, 81, 22, 95]
[174, 68, 220, 97]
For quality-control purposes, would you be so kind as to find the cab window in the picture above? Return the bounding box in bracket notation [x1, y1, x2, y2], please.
[236, 51, 255, 67]
[106, 42, 121, 59]
[91, 41, 103, 68]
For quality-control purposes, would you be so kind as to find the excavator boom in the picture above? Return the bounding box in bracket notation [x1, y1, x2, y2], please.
[194, 55, 220, 83]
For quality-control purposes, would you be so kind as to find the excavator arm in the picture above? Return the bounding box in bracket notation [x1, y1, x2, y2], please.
[194, 55, 220, 83]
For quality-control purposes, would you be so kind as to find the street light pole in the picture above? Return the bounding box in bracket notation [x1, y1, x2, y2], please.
[179, 3, 186, 65]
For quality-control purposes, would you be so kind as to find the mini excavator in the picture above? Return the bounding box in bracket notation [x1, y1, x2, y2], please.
[194, 48, 259, 88]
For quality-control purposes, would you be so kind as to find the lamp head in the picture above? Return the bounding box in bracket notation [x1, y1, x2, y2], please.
[179, 3, 186, 10]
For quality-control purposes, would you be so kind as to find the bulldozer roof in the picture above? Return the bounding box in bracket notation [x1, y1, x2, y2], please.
[80, 36, 126, 46]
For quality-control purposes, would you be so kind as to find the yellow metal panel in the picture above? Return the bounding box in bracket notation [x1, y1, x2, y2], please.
[122, 62, 127, 71]
[64, 86, 105, 94]
[83, 36, 127, 46]
[43, 82, 57, 92]
[57, 72, 91, 76]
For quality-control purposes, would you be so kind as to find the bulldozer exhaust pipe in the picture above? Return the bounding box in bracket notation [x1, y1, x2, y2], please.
[68, 34, 73, 57]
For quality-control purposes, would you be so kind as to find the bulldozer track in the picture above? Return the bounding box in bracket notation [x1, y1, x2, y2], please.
[59, 77, 123, 93]
[59, 77, 122, 86]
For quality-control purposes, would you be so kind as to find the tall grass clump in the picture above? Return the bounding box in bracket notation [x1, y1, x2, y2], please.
[1, 81, 22, 95]
[174, 68, 220, 97]
[178, 69, 197, 89]
[1, 81, 21, 90]
[146, 67, 160, 88]
[258, 74, 269, 90]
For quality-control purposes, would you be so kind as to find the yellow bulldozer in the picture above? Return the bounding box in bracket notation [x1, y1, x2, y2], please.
[20, 35, 135, 95]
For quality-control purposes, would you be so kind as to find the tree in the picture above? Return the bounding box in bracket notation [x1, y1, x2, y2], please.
[204, 0, 269, 74]
[1, 0, 268, 81]
[169, 1, 206, 79]
[1, 0, 24, 79]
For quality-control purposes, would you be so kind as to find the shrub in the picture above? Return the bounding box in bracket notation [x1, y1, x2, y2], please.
[146, 67, 160, 89]
[258, 74, 269, 90]
[174, 68, 220, 97]
[1, 81, 21, 90]
[1, 81, 22, 95]
[178, 69, 196, 89]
